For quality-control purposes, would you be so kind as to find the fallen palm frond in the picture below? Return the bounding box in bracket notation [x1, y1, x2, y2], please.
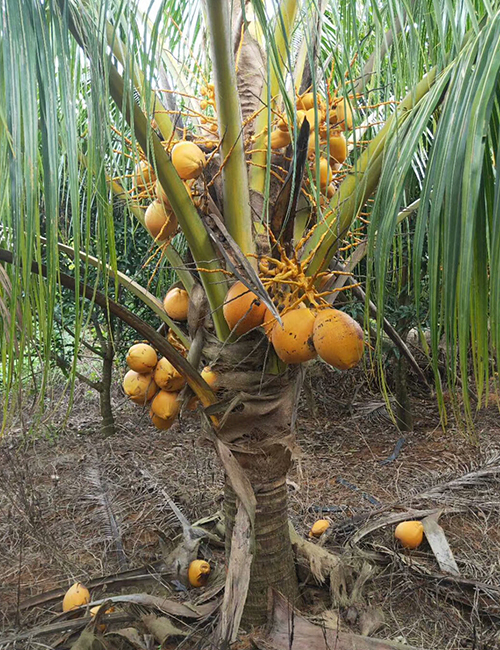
[342, 453, 500, 547]
[1, 594, 220, 647]
[371, 544, 500, 623]
[16, 562, 166, 612]
[83, 453, 128, 571]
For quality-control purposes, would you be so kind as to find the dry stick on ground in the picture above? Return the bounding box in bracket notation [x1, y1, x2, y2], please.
[16, 563, 166, 611]
[2, 594, 220, 645]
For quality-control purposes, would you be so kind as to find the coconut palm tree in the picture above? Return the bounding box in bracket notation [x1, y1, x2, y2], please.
[2, 0, 500, 638]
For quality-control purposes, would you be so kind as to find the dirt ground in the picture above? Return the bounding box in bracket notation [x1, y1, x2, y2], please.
[1, 363, 499, 649]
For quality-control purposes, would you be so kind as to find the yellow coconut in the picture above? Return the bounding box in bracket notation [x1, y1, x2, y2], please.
[188, 559, 211, 588]
[62, 582, 91, 612]
[150, 411, 177, 431]
[186, 366, 218, 411]
[90, 605, 115, 617]
[395, 520, 424, 549]
[223, 281, 266, 336]
[326, 183, 337, 199]
[307, 132, 317, 157]
[163, 287, 189, 321]
[316, 157, 332, 191]
[330, 98, 354, 130]
[318, 272, 335, 290]
[133, 160, 155, 190]
[271, 308, 317, 364]
[90, 605, 115, 632]
[309, 519, 330, 538]
[296, 109, 307, 127]
[297, 92, 325, 112]
[304, 107, 318, 129]
[296, 92, 315, 111]
[313, 308, 364, 370]
[201, 366, 218, 390]
[151, 389, 181, 420]
[155, 178, 192, 208]
[171, 140, 206, 180]
[270, 128, 291, 149]
[123, 370, 158, 405]
[144, 200, 178, 242]
[328, 132, 347, 164]
[126, 343, 158, 373]
[154, 357, 186, 392]
[277, 115, 289, 131]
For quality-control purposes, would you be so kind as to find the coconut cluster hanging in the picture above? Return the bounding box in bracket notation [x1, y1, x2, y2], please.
[121, 56, 365, 416]
[122, 288, 220, 430]
[132, 137, 207, 245]
[264, 88, 354, 199]
[222, 277, 364, 369]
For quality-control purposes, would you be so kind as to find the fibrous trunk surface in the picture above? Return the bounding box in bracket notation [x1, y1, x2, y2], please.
[225, 453, 299, 626]
[204, 336, 301, 627]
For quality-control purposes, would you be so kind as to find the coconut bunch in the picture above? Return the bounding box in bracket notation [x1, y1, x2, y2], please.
[122, 286, 221, 428]
[222, 279, 364, 370]
[197, 82, 220, 150]
[132, 139, 208, 244]
[266, 90, 354, 197]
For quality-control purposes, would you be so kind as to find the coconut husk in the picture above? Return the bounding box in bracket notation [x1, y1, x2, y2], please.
[203, 334, 301, 448]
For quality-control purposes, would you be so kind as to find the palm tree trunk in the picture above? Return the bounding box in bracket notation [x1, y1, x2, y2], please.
[99, 340, 116, 437]
[224, 443, 299, 627]
[206, 339, 301, 628]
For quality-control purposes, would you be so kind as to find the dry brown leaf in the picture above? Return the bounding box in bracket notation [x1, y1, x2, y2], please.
[422, 512, 460, 576]
[141, 614, 187, 643]
[215, 501, 253, 644]
[253, 591, 428, 650]
[109, 628, 149, 650]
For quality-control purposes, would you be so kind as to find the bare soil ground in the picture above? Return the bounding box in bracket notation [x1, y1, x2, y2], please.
[1, 364, 499, 649]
